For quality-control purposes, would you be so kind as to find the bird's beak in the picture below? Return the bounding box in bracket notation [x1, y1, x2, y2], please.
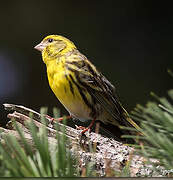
[34, 42, 45, 52]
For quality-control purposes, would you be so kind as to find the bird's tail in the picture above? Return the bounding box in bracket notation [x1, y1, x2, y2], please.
[99, 106, 141, 143]
[121, 107, 141, 131]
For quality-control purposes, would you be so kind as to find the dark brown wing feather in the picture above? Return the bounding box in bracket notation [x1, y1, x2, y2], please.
[79, 62, 129, 126]
[65, 50, 131, 127]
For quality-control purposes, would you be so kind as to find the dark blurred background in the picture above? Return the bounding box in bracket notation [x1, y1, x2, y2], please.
[0, 1, 173, 127]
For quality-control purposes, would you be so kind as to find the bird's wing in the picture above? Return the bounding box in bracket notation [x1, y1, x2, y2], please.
[83, 65, 141, 130]
[81, 65, 125, 125]
[65, 55, 129, 126]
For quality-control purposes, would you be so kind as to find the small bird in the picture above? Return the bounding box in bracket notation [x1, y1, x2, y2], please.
[34, 35, 140, 135]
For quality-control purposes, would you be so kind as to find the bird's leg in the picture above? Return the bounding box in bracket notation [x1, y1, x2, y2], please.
[46, 115, 72, 122]
[56, 115, 72, 121]
[77, 117, 96, 134]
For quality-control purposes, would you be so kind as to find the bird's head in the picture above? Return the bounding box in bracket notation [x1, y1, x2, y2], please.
[34, 35, 76, 63]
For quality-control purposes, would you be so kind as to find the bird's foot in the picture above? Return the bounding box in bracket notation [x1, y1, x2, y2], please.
[75, 117, 96, 135]
[75, 125, 91, 134]
[46, 115, 72, 124]
[75, 125, 86, 130]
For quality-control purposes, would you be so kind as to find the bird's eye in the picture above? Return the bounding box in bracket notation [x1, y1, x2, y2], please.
[48, 38, 53, 43]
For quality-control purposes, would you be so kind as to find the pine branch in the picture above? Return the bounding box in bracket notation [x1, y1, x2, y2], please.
[0, 103, 163, 177]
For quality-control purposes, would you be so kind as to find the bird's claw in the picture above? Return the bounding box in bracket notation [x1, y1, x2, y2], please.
[75, 125, 91, 134]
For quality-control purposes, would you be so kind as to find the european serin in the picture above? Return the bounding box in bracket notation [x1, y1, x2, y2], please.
[34, 35, 140, 135]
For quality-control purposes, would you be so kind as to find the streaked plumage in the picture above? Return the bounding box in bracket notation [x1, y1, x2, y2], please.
[34, 35, 140, 134]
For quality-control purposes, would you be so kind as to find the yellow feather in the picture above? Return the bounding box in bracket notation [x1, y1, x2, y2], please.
[34, 34, 140, 133]
[46, 57, 92, 119]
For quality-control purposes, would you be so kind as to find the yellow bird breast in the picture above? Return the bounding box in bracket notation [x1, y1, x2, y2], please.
[46, 61, 91, 120]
